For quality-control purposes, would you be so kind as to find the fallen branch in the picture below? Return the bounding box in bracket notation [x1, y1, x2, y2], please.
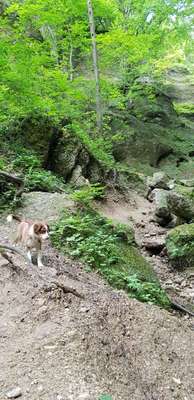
[0, 170, 24, 199]
[0, 244, 84, 300]
[0, 170, 23, 184]
[0, 251, 14, 264]
[171, 300, 194, 317]
[0, 243, 29, 263]
[44, 280, 85, 299]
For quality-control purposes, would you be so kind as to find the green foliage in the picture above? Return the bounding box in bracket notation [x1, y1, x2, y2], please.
[71, 184, 105, 206]
[4, 146, 65, 193]
[0, 176, 22, 213]
[52, 208, 170, 307]
[0, 0, 192, 156]
[12, 151, 41, 172]
[70, 120, 115, 168]
[25, 169, 64, 192]
[99, 396, 112, 400]
[174, 102, 194, 115]
[166, 223, 194, 268]
[0, 157, 6, 170]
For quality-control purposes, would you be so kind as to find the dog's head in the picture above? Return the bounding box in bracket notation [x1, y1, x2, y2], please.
[34, 223, 49, 240]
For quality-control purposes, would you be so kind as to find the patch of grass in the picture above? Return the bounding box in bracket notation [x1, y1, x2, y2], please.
[52, 207, 170, 308]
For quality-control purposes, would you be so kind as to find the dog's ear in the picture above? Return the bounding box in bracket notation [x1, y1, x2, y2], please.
[34, 223, 42, 234]
[46, 224, 50, 231]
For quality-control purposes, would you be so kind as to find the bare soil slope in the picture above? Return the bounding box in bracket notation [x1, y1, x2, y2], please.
[0, 192, 194, 400]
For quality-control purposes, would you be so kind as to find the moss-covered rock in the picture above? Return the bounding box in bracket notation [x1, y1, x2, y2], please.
[166, 224, 194, 268]
[168, 191, 194, 222]
[150, 189, 172, 226]
[174, 184, 194, 202]
[14, 116, 54, 160]
[51, 131, 90, 181]
[147, 171, 171, 191]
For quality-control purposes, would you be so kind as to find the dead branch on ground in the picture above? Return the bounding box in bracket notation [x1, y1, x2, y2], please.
[0, 243, 29, 263]
[0, 170, 24, 199]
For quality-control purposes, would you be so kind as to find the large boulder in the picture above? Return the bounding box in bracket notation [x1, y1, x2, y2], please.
[70, 165, 89, 187]
[150, 189, 172, 226]
[180, 179, 194, 188]
[147, 172, 168, 190]
[147, 172, 172, 194]
[52, 132, 90, 181]
[168, 191, 194, 222]
[166, 224, 194, 268]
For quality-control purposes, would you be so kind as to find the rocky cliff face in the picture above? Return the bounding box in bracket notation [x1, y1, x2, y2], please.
[110, 68, 194, 175]
[9, 67, 193, 184]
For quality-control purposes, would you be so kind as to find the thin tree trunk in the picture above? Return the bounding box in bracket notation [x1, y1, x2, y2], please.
[87, 0, 102, 130]
[69, 36, 73, 81]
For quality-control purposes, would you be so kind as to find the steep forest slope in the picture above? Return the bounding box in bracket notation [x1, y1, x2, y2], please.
[1, 192, 194, 400]
[0, 1, 194, 399]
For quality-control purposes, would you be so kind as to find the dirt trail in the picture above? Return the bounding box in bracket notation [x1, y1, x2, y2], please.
[1, 192, 194, 400]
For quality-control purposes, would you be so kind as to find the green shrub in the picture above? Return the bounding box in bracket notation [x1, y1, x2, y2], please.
[166, 223, 194, 268]
[25, 169, 65, 192]
[52, 208, 170, 307]
[0, 157, 6, 170]
[10, 147, 65, 192]
[99, 396, 112, 400]
[12, 151, 41, 172]
[174, 102, 194, 115]
[0, 177, 22, 213]
[71, 184, 106, 207]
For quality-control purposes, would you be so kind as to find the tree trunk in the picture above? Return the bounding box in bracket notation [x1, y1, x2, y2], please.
[69, 35, 73, 81]
[86, 0, 102, 130]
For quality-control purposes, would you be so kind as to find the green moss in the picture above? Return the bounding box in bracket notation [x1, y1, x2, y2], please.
[174, 102, 194, 115]
[166, 223, 194, 268]
[174, 185, 194, 205]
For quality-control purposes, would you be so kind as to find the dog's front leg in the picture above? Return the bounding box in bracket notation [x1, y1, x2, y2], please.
[37, 250, 44, 267]
[27, 249, 32, 263]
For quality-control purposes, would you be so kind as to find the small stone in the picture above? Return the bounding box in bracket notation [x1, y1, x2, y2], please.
[172, 377, 181, 385]
[36, 298, 46, 307]
[6, 387, 22, 398]
[37, 385, 44, 393]
[80, 306, 90, 313]
[78, 394, 90, 400]
[57, 396, 64, 400]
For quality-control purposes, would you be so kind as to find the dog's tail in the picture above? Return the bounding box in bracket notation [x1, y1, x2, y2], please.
[7, 214, 22, 223]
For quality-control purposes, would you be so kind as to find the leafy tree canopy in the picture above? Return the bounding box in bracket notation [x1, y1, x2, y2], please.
[0, 0, 193, 134]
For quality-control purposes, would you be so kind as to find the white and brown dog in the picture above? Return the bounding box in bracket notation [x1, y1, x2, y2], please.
[7, 214, 49, 267]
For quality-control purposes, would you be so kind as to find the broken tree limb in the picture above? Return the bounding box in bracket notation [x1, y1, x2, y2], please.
[0, 244, 84, 300]
[171, 300, 194, 317]
[0, 170, 23, 185]
[0, 170, 24, 199]
[0, 243, 29, 263]
[51, 280, 85, 299]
